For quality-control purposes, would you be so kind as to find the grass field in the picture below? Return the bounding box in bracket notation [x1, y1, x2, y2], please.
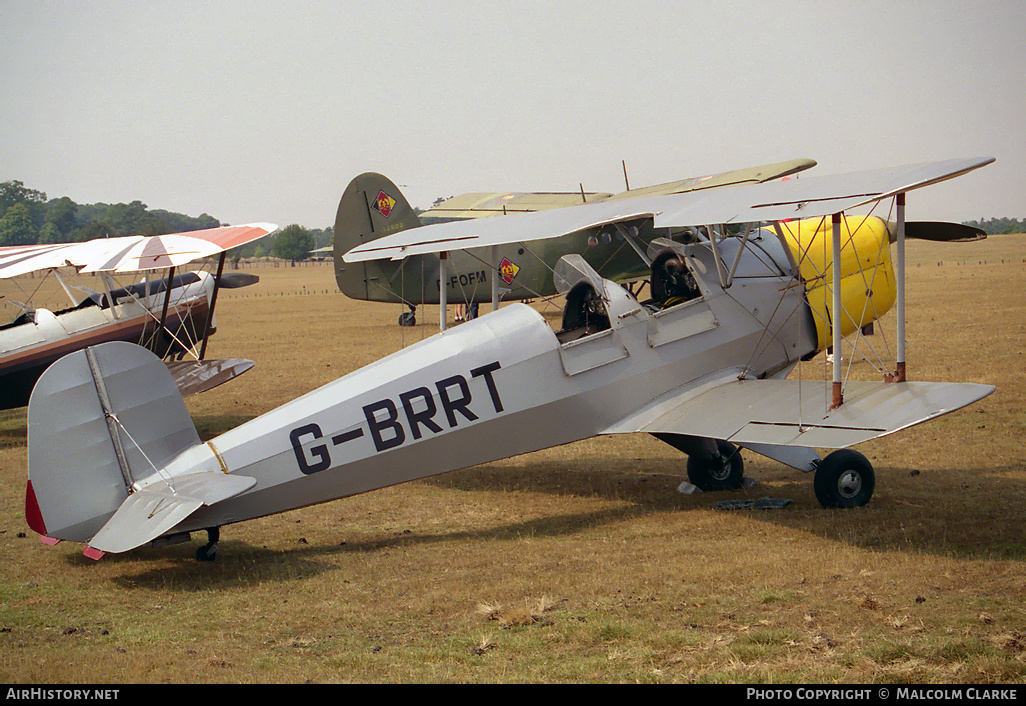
[1, 235, 1024, 683]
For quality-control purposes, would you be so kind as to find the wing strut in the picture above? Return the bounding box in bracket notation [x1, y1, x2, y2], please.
[198, 251, 227, 360]
[892, 193, 908, 382]
[615, 223, 652, 267]
[439, 251, 448, 331]
[156, 266, 175, 342]
[490, 245, 500, 312]
[831, 213, 843, 409]
[829, 191, 909, 409]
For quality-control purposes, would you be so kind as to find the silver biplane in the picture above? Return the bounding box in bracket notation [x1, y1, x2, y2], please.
[0, 223, 277, 409]
[23, 158, 994, 562]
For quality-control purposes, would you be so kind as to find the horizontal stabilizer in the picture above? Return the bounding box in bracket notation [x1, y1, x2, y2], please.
[87, 472, 256, 554]
[165, 358, 255, 397]
[607, 378, 995, 449]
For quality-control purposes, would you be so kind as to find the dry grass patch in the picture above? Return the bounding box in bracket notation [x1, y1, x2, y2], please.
[476, 596, 561, 629]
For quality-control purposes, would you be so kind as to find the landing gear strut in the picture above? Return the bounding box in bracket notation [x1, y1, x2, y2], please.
[195, 527, 220, 561]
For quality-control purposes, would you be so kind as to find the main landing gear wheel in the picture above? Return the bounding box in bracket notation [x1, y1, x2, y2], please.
[195, 527, 220, 562]
[814, 449, 875, 508]
[398, 310, 416, 327]
[687, 439, 744, 491]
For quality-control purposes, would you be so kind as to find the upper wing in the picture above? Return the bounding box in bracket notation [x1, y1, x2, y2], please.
[344, 158, 993, 263]
[419, 158, 818, 222]
[604, 376, 995, 449]
[654, 157, 994, 227]
[179, 222, 279, 252]
[601, 157, 817, 201]
[421, 192, 613, 222]
[0, 223, 277, 278]
[344, 197, 662, 262]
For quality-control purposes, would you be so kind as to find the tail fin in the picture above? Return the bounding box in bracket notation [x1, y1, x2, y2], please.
[333, 173, 422, 300]
[26, 341, 254, 557]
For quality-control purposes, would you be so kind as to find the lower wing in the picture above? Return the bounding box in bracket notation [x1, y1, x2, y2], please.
[165, 358, 254, 397]
[605, 377, 994, 450]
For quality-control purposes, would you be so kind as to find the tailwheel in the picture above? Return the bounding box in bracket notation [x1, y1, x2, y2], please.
[687, 439, 744, 491]
[195, 527, 220, 562]
[398, 308, 416, 327]
[813, 449, 875, 508]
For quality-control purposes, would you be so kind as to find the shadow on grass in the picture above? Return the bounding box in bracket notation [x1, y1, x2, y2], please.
[0, 409, 27, 449]
[424, 455, 1026, 562]
[81, 452, 1025, 592]
[95, 492, 662, 591]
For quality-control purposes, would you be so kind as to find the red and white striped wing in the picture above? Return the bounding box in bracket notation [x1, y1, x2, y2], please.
[0, 223, 277, 277]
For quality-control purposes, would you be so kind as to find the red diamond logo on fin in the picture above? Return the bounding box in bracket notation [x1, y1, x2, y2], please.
[373, 191, 396, 218]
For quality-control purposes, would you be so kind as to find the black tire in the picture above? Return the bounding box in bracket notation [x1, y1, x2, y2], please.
[686, 439, 744, 491]
[398, 311, 416, 327]
[814, 449, 875, 508]
[195, 528, 219, 561]
[195, 543, 218, 561]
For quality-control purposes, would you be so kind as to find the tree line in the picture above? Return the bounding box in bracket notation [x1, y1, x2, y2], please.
[961, 217, 1026, 235]
[0, 180, 333, 262]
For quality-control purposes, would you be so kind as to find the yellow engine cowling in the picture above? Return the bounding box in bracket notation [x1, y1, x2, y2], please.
[776, 215, 897, 352]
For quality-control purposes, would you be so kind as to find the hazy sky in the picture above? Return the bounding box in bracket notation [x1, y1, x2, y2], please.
[3, 0, 1023, 230]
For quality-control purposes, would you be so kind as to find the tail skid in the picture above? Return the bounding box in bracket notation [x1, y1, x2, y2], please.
[26, 341, 255, 558]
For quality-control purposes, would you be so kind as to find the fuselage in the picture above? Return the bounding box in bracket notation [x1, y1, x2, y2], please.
[334, 224, 655, 306]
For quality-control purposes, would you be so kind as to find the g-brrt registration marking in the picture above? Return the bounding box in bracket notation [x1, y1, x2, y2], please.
[289, 361, 503, 474]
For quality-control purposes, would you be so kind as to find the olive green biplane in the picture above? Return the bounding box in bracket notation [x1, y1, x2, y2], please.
[333, 159, 816, 326]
